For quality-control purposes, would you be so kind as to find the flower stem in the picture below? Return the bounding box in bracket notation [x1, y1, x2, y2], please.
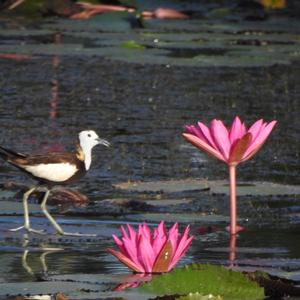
[229, 164, 237, 235]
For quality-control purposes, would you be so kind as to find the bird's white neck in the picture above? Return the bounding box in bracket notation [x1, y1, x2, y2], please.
[82, 144, 93, 170]
[77, 144, 93, 171]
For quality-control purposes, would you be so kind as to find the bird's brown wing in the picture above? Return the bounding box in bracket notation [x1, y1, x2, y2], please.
[12, 153, 79, 167]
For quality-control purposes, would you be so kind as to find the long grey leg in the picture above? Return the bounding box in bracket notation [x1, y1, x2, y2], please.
[40, 189, 64, 234]
[40, 188, 96, 237]
[10, 187, 45, 234]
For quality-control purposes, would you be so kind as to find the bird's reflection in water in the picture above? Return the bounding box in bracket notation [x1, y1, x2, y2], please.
[21, 236, 64, 277]
[6, 237, 68, 300]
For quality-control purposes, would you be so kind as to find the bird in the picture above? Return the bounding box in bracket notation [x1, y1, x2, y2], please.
[0, 130, 110, 236]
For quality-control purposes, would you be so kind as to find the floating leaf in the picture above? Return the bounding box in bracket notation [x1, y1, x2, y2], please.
[139, 264, 264, 299]
[207, 8, 232, 19]
[121, 40, 145, 50]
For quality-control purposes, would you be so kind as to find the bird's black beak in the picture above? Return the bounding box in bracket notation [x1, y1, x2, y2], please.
[96, 138, 110, 147]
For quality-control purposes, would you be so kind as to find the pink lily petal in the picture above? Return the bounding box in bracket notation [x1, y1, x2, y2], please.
[169, 225, 194, 270]
[210, 119, 230, 161]
[127, 224, 137, 241]
[113, 234, 126, 254]
[183, 133, 226, 162]
[156, 221, 166, 237]
[241, 122, 247, 135]
[185, 125, 207, 141]
[250, 120, 276, 148]
[242, 120, 277, 161]
[152, 234, 167, 257]
[137, 235, 155, 273]
[246, 120, 267, 149]
[229, 116, 246, 144]
[169, 235, 194, 271]
[139, 223, 152, 244]
[122, 238, 144, 271]
[107, 248, 144, 273]
[168, 223, 178, 252]
[197, 121, 218, 149]
[247, 119, 264, 143]
[170, 235, 194, 270]
[153, 222, 162, 240]
[152, 221, 167, 255]
[113, 234, 123, 247]
[120, 225, 129, 239]
[172, 225, 190, 260]
[152, 240, 173, 273]
[229, 133, 252, 165]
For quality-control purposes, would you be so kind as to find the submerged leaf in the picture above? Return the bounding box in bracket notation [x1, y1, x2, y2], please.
[139, 264, 264, 299]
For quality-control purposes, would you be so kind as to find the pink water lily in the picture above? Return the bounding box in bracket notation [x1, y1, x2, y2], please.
[183, 116, 277, 235]
[107, 221, 194, 273]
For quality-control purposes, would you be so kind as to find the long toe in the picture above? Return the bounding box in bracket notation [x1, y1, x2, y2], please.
[58, 231, 97, 237]
[9, 225, 46, 234]
[27, 228, 46, 235]
[9, 225, 25, 232]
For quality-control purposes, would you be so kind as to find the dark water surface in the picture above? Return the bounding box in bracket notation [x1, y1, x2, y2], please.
[0, 12, 299, 299]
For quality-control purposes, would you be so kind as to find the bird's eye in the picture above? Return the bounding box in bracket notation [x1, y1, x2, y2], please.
[87, 134, 91, 137]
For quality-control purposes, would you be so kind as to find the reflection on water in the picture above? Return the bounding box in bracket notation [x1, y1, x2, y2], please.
[21, 242, 64, 277]
[0, 225, 299, 282]
[49, 33, 60, 121]
[229, 234, 237, 266]
[0, 219, 299, 298]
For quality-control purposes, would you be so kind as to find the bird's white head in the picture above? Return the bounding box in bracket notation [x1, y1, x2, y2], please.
[78, 130, 110, 170]
[79, 130, 110, 149]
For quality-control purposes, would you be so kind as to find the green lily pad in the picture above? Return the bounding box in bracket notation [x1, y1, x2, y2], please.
[1, 18, 300, 68]
[207, 8, 232, 19]
[121, 40, 145, 50]
[139, 264, 264, 299]
[118, 213, 229, 224]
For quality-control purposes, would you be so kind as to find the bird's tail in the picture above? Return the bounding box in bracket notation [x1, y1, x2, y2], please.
[0, 145, 26, 161]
